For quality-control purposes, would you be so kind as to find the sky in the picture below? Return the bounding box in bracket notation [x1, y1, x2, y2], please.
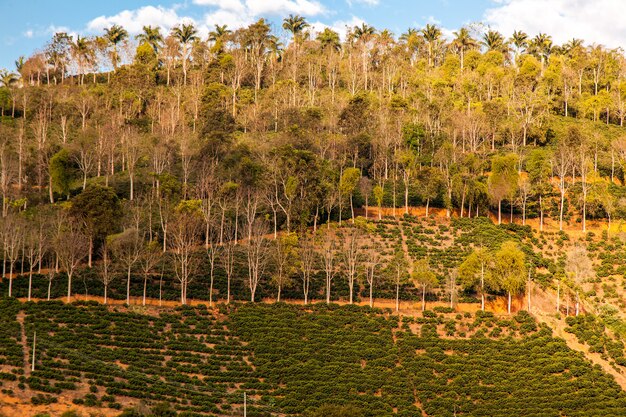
[2, 0, 626, 71]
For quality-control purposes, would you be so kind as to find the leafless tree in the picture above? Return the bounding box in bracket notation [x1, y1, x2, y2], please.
[98, 243, 114, 304]
[320, 227, 338, 304]
[110, 228, 143, 305]
[169, 211, 202, 305]
[244, 218, 270, 302]
[299, 232, 317, 304]
[55, 217, 89, 303]
[341, 226, 363, 304]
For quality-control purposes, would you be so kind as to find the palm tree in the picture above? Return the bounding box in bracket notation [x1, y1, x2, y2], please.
[171, 23, 199, 84]
[70, 36, 94, 85]
[135, 25, 163, 54]
[482, 30, 508, 54]
[351, 23, 376, 42]
[421, 24, 442, 67]
[529, 33, 553, 68]
[0, 70, 19, 88]
[510, 30, 528, 66]
[563, 38, 584, 55]
[452, 27, 477, 69]
[282, 14, 309, 44]
[208, 24, 231, 54]
[104, 24, 128, 70]
[399, 28, 421, 64]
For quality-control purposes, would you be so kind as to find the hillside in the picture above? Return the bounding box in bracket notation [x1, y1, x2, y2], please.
[2, 300, 626, 417]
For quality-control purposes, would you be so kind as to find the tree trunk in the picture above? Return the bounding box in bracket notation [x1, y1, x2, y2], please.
[104, 284, 108, 305]
[507, 291, 512, 314]
[421, 286, 426, 311]
[126, 267, 131, 305]
[395, 281, 400, 312]
[67, 272, 72, 303]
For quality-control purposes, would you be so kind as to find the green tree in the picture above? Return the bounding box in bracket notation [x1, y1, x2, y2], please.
[492, 241, 526, 314]
[459, 247, 492, 311]
[487, 153, 518, 224]
[49, 148, 75, 201]
[70, 185, 122, 267]
[339, 167, 361, 223]
[411, 259, 437, 311]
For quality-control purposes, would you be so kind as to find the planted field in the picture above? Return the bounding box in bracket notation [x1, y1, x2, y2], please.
[1, 300, 626, 416]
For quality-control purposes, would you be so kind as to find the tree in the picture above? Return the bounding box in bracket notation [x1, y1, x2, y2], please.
[452, 27, 477, 70]
[169, 201, 202, 305]
[363, 243, 383, 308]
[220, 224, 237, 304]
[339, 167, 361, 224]
[244, 218, 270, 302]
[171, 24, 198, 85]
[3, 215, 22, 298]
[98, 243, 114, 304]
[487, 154, 518, 224]
[459, 247, 491, 311]
[70, 185, 122, 267]
[411, 259, 437, 311]
[139, 240, 161, 306]
[340, 226, 363, 304]
[104, 24, 128, 71]
[492, 241, 526, 314]
[565, 245, 594, 316]
[24, 218, 46, 301]
[320, 227, 338, 304]
[135, 25, 163, 54]
[298, 232, 317, 305]
[272, 232, 298, 302]
[389, 249, 409, 312]
[110, 228, 143, 305]
[55, 216, 89, 303]
[421, 24, 442, 67]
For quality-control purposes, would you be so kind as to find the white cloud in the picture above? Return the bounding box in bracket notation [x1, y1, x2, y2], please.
[87, 6, 192, 35]
[347, 0, 380, 6]
[309, 16, 366, 41]
[201, 0, 327, 32]
[484, 0, 626, 48]
[245, 0, 325, 16]
[193, 0, 246, 13]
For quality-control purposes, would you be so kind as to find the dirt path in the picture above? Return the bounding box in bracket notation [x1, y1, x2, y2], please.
[15, 310, 30, 376]
[536, 311, 626, 390]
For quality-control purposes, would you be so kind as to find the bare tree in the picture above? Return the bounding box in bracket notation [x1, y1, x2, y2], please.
[110, 228, 143, 305]
[565, 245, 594, 316]
[55, 218, 89, 303]
[169, 210, 202, 305]
[139, 240, 161, 306]
[298, 232, 317, 305]
[220, 227, 237, 304]
[244, 218, 270, 302]
[271, 232, 298, 302]
[4, 215, 22, 298]
[341, 226, 363, 304]
[363, 244, 382, 308]
[24, 222, 46, 301]
[320, 227, 338, 304]
[98, 243, 114, 304]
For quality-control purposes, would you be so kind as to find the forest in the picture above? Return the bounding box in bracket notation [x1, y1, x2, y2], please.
[1, 16, 626, 307]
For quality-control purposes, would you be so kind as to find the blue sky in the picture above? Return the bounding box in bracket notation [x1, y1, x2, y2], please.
[1, 0, 625, 71]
